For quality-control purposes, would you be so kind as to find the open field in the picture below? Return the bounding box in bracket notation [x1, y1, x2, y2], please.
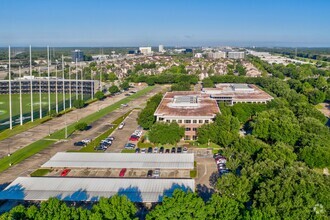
[0, 93, 91, 130]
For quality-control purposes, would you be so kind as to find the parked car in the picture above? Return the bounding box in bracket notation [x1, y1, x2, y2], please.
[159, 146, 164, 153]
[171, 147, 176, 153]
[148, 147, 153, 153]
[119, 168, 127, 177]
[107, 136, 115, 141]
[61, 169, 71, 177]
[135, 148, 140, 153]
[129, 135, 139, 141]
[177, 147, 182, 153]
[121, 104, 128, 107]
[124, 143, 136, 149]
[153, 168, 160, 178]
[147, 170, 153, 177]
[218, 163, 226, 170]
[94, 146, 105, 151]
[165, 149, 170, 153]
[118, 122, 125, 130]
[153, 147, 158, 153]
[183, 147, 188, 153]
[81, 139, 91, 144]
[133, 130, 142, 137]
[141, 148, 146, 153]
[125, 94, 131, 96]
[74, 141, 85, 147]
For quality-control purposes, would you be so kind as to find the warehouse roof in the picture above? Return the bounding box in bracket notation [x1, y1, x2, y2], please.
[41, 152, 194, 169]
[0, 177, 195, 203]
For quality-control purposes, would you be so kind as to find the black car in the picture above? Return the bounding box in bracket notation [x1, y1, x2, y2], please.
[159, 146, 164, 153]
[74, 141, 85, 146]
[171, 147, 176, 153]
[147, 170, 153, 177]
[147, 147, 153, 153]
[135, 148, 140, 153]
[165, 149, 170, 153]
[177, 147, 182, 153]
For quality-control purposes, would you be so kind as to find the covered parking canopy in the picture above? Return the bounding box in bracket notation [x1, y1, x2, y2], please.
[0, 177, 195, 203]
[41, 152, 194, 169]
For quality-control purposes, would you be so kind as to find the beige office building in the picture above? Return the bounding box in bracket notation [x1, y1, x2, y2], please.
[154, 91, 220, 140]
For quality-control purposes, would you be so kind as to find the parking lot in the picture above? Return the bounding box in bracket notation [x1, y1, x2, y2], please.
[46, 168, 190, 178]
[106, 110, 141, 152]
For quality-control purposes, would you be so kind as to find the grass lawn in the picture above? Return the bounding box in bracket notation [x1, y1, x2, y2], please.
[30, 168, 51, 177]
[0, 139, 56, 173]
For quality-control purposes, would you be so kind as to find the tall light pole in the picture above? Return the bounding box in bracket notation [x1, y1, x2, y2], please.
[19, 66, 23, 125]
[80, 62, 83, 101]
[91, 72, 94, 100]
[62, 55, 65, 112]
[47, 46, 51, 112]
[30, 45, 34, 122]
[39, 67, 42, 119]
[8, 46, 12, 130]
[75, 58, 78, 100]
[55, 65, 58, 113]
[69, 67, 72, 108]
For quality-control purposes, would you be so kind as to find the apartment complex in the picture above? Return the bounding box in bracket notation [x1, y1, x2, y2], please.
[154, 91, 220, 140]
[139, 47, 152, 55]
[202, 83, 273, 105]
[207, 51, 245, 59]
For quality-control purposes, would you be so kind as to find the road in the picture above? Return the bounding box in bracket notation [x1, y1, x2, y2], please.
[0, 85, 164, 185]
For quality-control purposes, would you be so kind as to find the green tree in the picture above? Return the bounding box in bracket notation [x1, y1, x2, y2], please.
[73, 99, 85, 109]
[91, 196, 137, 220]
[202, 78, 215, 88]
[149, 122, 184, 144]
[109, 85, 120, 95]
[95, 91, 105, 100]
[171, 81, 191, 91]
[120, 81, 130, 90]
[75, 122, 88, 131]
[146, 190, 207, 220]
[206, 195, 245, 220]
[108, 72, 118, 82]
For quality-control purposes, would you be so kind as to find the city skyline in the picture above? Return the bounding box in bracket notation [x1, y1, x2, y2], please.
[1, 0, 330, 47]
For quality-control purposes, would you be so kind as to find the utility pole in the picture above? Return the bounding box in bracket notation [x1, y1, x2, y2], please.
[75, 58, 78, 100]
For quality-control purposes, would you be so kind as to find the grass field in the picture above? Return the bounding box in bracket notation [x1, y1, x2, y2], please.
[0, 93, 89, 122]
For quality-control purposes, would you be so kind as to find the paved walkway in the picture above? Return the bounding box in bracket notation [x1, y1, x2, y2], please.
[0, 85, 148, 158]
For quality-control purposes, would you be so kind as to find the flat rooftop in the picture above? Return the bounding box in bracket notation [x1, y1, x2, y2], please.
[41, 152, 194, 169]
[0, 177, 195, 203]
[154, 91, 220, 117]
[203, 83, 273, 101]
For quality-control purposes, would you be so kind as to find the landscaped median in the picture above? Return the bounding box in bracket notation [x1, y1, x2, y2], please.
[0, 86, 154, 173]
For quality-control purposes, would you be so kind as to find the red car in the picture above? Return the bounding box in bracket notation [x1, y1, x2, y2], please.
[60, 169, 71, 177]
[129, 135, 139, 141]
[119, 168, 127, 177]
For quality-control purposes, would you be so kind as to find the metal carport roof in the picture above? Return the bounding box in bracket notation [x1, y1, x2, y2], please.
[41, 152, 194, 169]
[0, 177, 195, 203]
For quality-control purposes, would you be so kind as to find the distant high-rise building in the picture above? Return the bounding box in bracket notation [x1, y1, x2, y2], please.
[159, 45, 165, 53]
[139, 47, 152, 55]
[227, 51, 245, 59]
[72, 50, 84, 62]
[207, 52, 227, 59]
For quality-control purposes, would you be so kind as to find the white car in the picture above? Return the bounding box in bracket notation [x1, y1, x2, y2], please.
[153, 147, 158, 153]
[81, 139, 91, 144]
[118, 122, 125, 130]
[141, 148, 146, 153]
[153, 169, 160, 178]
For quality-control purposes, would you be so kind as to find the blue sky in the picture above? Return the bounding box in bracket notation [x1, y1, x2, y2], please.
[1, 0, 329, 47]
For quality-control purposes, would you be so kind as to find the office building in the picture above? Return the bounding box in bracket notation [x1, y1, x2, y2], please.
[159, 45, 165, 53]
[227, 51, 245, 59]
[202, 83, 273, 105]
[139, 47, 152, 55]
[154, 91, 220, 140]
[207, 51, 227, 59]
[71, 49, 84, 62]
